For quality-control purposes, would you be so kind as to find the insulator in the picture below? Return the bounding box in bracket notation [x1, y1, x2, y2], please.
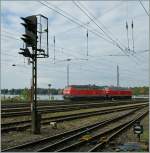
[54, 36, 55, 44]
[131, 20, 134, 29]
[86, 29, 88, 56]
[126, 21, 128, 29]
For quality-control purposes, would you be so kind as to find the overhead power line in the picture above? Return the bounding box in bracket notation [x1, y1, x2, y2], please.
[2, 33, 147, 69]
[136, 49, 149, 53]
[72, 1, 147, 65]
[1, 34, 20, 41]
[45, 1, 107, 37]
[72, 1, 130, 56]
[53, 1, 123, 37]
[45, 1, 104, 34]
[2, 24, 147, 68]
[72, 1, 118, 44]
[2, 33, 148, 61]
[1, 52, 18, 57]
[139, 0, 149, 16]
[39, 1, 117, 45]
[2, 47, 139, 78]
[76, 1, 127, 48]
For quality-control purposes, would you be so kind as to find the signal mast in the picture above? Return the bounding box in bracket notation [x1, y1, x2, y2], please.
[20, 15, 49, 134]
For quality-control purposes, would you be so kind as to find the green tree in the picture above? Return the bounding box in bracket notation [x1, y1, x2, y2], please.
[20, 88, 30, 101]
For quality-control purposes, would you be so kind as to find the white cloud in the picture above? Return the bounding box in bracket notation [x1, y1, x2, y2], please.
[1, 0, 149, 89]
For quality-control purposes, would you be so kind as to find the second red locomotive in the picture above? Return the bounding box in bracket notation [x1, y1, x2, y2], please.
[63, 85, 132, 100]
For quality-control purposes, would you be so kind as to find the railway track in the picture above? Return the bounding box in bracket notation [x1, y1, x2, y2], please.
[2, 99, 147, 109]
[2, 103, 147, 133]
[1, 100, 148, 118]
[87, 110, 149, 152]
[2, 106, 148, 152]
[1, 100, 115, 109]
[56, 109, 148, 152]
[1, 100, 131, 112]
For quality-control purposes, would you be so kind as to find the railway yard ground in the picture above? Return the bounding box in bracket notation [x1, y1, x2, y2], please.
[1, 0, 149, 151]
[1, 99, 149, 152]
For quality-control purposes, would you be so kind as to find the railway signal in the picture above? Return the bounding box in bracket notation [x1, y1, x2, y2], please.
[20, 14, 49, 134]
[20, 16, 37, 49]
[19, 48, 33, 58]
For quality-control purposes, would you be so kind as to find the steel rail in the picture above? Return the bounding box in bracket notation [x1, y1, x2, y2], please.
[2, 99, 147, 110]
[37, 107, 147, 152]
[2, 103, 147, 127]
[2, 101, 148, 118]
[56, 109, 148, 152]
[1, 100, 137, 112]
[2, 107, 140, 152]
[2, 104, 146, 133]
[89, 110, 149, 152]
[1, 100, 123, 108]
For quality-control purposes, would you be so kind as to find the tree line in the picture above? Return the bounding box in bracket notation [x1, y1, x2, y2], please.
[1, 86, 149, 95]
[1, 88, 63, 95]
[131, 86, 149, 95]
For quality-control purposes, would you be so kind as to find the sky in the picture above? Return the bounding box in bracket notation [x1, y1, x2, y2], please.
[1, 0, 149, 89]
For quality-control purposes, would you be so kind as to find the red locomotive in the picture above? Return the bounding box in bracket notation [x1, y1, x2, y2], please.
[63, 85, 132, 100]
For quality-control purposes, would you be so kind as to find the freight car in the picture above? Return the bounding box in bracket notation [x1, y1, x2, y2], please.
[63, 85, 132, 100]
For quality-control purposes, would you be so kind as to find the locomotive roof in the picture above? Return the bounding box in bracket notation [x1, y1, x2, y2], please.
[67, 85, 129, 90]
[107, 86, 129, 90]
[69, 85, 107, 89]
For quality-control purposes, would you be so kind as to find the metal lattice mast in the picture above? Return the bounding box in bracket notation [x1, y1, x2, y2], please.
[20, 14, 49, 134]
